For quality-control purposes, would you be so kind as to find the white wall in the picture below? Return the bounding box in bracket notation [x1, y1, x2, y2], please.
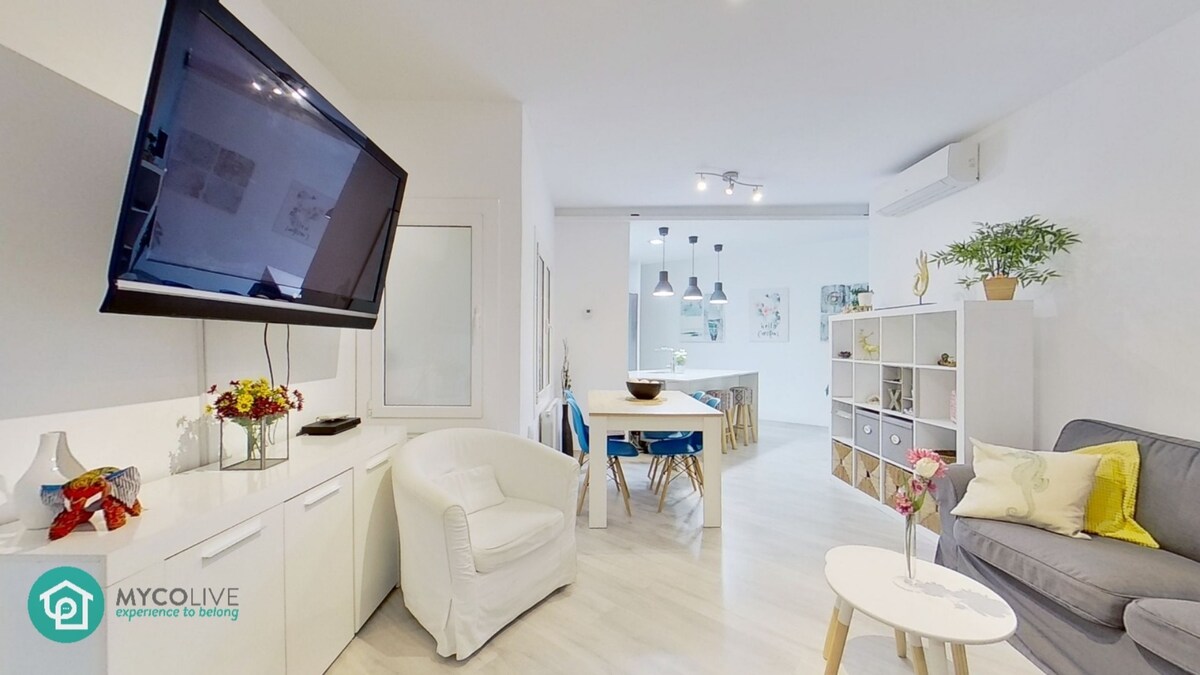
[554, 219, 632, 416]
[522, 112, 557, 438]
[0, 0, 363, 523]
[869, 12, 1200, 446]
[638, 224, 868, 425]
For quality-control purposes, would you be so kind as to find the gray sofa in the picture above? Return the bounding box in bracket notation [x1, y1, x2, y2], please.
[934, 419, 1200, 675]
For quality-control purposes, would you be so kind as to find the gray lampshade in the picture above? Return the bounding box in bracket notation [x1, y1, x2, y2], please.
[652, 270, 675, 297]
[709, 281, 728, 304]
[683, 276, 703, 300]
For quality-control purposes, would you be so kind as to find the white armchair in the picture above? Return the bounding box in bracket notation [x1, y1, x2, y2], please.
[391, 428, 579, 659]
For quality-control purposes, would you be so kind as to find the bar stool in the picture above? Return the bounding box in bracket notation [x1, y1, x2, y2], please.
[730, 386, 757, 444]
[705, 389, 738, 452]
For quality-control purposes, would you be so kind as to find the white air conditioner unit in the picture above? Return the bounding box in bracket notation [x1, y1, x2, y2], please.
[873, 142, 978, 217]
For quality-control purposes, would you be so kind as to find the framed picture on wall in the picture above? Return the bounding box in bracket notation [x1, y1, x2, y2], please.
[750, 288, 789, 342]
[681, 300, 725, 342]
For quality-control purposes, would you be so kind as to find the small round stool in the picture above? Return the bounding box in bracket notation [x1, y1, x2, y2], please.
[705, 389, 738, 452]
[729, 386, 757, 444]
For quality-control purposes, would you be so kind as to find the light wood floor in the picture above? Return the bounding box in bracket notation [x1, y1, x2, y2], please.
[329, 422, 1042, 675]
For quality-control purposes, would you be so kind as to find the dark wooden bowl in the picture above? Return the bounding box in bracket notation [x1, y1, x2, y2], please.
[626, 380, 663, 400]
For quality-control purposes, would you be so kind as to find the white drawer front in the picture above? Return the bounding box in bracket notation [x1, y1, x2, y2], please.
[285, 470, 355, 675]
[164, 505, 286, 675]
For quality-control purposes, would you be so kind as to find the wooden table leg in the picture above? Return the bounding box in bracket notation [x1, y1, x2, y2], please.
[908, 633, 929, 675]
[951, 644, 969, 675]
[823, 598, 853, 675]
[823, 606, 838, 660]
[894, 629, 907, 659]
[701, 415, 722, 527]
[588, 416, 610, 528]
[926, 638, 950, 675]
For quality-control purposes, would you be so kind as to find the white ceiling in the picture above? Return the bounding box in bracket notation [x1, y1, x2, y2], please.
[264, 0, 1200, 208]
[628, 220, 868, 266]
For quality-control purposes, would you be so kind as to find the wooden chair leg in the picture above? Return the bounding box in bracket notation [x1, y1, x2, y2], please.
[657, 457, 673, 512]
[894, 629, 907, 658]
[951, 644, 969, 675]
[613, 457, 632, 517]
[648, 455, 659, 481]
[748, 404, 758, 442]
[576, 471, 588, 515]
[690, 456, 704, 495]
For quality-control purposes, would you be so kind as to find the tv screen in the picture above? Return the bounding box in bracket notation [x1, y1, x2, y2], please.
[101, 0, 406, 329]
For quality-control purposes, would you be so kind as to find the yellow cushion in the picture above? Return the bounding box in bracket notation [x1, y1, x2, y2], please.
[1072, 441, 1159, 548]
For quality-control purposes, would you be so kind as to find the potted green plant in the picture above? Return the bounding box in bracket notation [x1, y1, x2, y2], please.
[931, 215, 1080, 300]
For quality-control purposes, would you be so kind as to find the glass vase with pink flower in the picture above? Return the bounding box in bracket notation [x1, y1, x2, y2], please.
[892, 448, 949, 581]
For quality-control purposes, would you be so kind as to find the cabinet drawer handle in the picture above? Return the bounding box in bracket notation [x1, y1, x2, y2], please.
[890, 434, 901, 445]
[365, 451, 389, 471]
[304, 481, 343, 508]
[201, 521, 263, 561]
[862, 425, 873, 435]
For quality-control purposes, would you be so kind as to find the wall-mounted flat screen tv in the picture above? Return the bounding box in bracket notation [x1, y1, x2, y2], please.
[101, 0, 407, 329]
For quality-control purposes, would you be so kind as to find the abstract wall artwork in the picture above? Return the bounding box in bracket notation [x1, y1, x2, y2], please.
[163, 128, 256, 215]
[681, 300, 725, 343]
[751, 288, 789, 342]
[819, 283, 869, 341]
[272, 180, 336, 248]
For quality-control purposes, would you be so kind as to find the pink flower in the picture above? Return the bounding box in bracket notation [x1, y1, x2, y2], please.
[909, 478, 926, 495]
[908, 448, 948, 479]
[893, 492, 914, 517]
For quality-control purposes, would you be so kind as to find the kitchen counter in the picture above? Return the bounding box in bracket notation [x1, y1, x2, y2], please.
[628, 369, 759, 437]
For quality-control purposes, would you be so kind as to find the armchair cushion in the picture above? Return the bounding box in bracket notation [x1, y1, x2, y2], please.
[467, 498, 565, 573]
[1125, 599, 1200, 673]
[434, 465, 507, 514]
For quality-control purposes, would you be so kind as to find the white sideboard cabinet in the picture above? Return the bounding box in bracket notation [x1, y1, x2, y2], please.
[0, 426, 405, 675]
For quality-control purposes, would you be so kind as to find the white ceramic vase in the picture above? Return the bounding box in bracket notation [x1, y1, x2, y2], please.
[14, 431, 86, 529]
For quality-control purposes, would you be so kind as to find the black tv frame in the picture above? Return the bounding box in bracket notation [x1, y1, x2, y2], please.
[100, 0, 407, 330]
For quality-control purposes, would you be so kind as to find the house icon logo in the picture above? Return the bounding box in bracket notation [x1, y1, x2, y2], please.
[27, 566, 104, 643]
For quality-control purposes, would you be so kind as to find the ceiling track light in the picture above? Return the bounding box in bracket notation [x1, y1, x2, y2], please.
[683, 235, 703, 300]
[652, 227, 674, 297]
[694, 170, 764, 202]
[710, 243, 728, 304]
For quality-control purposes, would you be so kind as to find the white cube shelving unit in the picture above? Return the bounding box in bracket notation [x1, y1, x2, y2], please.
[829, 302, 1033, 524]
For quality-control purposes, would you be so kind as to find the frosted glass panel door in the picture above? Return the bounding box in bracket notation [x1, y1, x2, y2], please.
[384, 225, 473, 406]
[367, 200, 488, 419]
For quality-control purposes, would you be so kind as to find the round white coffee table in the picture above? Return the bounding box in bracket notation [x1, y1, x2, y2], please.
[822, 545, 1016, 675]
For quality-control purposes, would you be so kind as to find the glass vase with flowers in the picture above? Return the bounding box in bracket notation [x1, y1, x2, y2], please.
[207, 378, 303, 470]
[891, 448, 949, 582]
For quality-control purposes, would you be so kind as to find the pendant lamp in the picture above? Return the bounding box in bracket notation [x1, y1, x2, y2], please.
[683, 235, 703, 300]
[710, 244, 728, 304]
[652, 227, 674, 297]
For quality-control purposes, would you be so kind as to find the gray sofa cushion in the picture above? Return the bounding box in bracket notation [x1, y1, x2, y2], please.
[955, 517, 1200, 628]
[1126, 599, 1200, 674]
[1053, 419, 1200, 562]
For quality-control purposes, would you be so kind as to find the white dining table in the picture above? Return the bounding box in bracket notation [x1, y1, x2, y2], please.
[586, 390, 725, 528]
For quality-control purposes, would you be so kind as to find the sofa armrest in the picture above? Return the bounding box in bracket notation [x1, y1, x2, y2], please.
[934, 464, 975, 512]
[932, 463, 975, 570]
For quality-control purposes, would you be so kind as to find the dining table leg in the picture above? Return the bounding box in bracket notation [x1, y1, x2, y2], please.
[701, 415, 723, 527]
[588, 416, 610, 528]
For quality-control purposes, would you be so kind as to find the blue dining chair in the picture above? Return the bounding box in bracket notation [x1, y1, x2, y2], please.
[566, 396, 637, 517]
[646, 435, 703, 512]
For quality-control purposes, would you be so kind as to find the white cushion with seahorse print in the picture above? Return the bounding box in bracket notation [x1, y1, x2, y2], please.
[952, 439, 1102, 538]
